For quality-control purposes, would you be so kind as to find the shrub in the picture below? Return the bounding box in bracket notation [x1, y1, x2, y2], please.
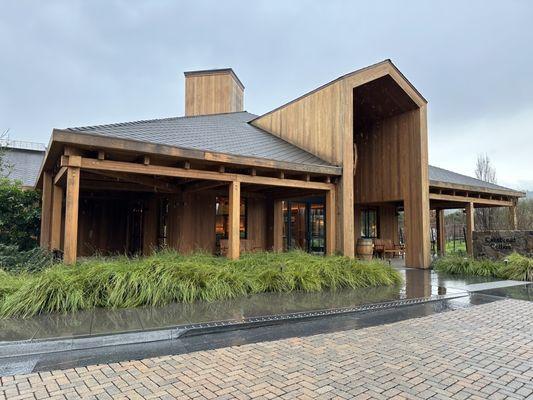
[0, 178, 41, 250]
[500, 253, 533, 281]
[0, 244, 54, 273]
[0, 250, 402, 318]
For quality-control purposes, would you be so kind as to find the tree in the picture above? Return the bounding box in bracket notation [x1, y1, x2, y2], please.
[0, 129, 13, 178]
[475, 154, 498, 230]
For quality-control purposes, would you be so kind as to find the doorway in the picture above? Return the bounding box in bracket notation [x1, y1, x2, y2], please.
[283, 199, 325, 254]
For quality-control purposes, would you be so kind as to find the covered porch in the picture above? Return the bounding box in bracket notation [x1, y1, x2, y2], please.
[37, 132, 340, 265]
[429, 184, 520, 257]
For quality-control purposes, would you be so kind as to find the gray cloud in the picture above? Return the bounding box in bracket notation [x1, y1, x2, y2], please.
[1, 0, 532, 189]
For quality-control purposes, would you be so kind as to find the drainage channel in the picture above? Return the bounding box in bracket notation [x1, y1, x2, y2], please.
[0, 293, 468, 359]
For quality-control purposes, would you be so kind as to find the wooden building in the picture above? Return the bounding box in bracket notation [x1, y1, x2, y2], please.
[36, 61, 525, 268]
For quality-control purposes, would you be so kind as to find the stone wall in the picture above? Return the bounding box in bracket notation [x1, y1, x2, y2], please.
[473, 230, 533, 259]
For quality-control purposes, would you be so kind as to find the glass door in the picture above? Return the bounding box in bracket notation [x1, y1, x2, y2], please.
[288, 202, 307, 251]
[283, 199, 325, 254]
[309, 203, 325, 254]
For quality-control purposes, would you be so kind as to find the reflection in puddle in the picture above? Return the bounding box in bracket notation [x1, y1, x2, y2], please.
[3, 267, 504, 342]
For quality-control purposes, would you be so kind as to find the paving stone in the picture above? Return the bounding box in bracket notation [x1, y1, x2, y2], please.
[1, 299, 532, 399]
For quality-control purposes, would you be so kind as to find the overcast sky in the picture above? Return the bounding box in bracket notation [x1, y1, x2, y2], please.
[1, 1, 532, 190]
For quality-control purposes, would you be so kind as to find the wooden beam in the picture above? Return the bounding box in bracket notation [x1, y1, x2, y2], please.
[53, 166, 68, 186]
[182, 180, 227, 193]
[87, 170, 178, 193]
[50, 184, 63, 250]
[97, 150, 105, 160]
[51, 130, 342, 176]
[429, 193, 514, 207]
[465, 202, 474, 256]
[326, 189, 336, 256]
[64, 166, 80, 265]
[429, 180, 524, 198]
[227, 181, 240, 260]
[273, 200, 284, 252]
[436, 209, 446, 256]
[65, 157, 335, 191]
[143, 155, 150, 165]
[40, 171, 53, 249]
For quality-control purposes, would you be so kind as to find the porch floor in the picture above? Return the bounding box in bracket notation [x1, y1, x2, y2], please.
[1, 263, 530, 345]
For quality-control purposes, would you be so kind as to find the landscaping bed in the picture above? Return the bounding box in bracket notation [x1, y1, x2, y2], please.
[0, 251, 402, 318]
[432, 252, 533, 281]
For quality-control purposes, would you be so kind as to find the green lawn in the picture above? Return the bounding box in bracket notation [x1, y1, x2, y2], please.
[445, 240, 466, 254]
[0, 250, 402, 318]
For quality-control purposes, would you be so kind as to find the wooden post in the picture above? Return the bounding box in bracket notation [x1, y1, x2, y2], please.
[403, 106, 431, 269]
[50, 184, 63, 250]
[436, 209, 446, 256]
[509, 204, 518, 230]
[326, 189, 336, 255]
[465, 202, 474, 257]
[273, 200, 284, 252]
[227, 181, 240, 260]
[64, 165, 80, 264]
[40, 171, 53, 249]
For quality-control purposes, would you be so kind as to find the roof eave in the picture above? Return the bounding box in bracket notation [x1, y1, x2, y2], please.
[43, 130, 342, 177]
[429, 180, 526, 198]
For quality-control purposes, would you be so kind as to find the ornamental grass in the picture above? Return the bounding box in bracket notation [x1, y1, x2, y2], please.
[432, 252, 533, 282]
[0, 250, 402, 318]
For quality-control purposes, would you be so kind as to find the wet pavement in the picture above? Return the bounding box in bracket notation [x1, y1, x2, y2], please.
[0, 263, 530, 344]
[1, 260, 532, 375]
[0, 293, 499, 375]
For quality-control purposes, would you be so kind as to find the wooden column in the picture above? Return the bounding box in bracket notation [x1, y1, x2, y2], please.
[326, 189, 336, 255]
[403, 106, 431, 269]
[64, 162, 81, 265]
[509, 204, 518, 230]
[465, 202, 474, 257]
[273, 199, 284, 252]
[227, 181, 240, 260]
[40, 171, 53, 248]
[50, 184, 63, 250]
[436, 209, 446, 256]
[339, 82, 355, 258]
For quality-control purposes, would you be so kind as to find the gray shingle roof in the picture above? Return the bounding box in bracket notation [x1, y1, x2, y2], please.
[429, 165, 519, 194]
[67, 111, 334, 168]
[63, 111, 520, 195]
[1, 148, 45, 187]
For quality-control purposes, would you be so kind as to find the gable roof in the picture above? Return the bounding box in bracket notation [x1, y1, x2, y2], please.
[429, 165, 523, 196]
[251, 59, 427, 125]
[65, 111, 336, 171]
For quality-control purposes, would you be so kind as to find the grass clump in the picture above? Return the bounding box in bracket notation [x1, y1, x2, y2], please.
[432, 252, 533, 281]
[0, 250, 401, 318]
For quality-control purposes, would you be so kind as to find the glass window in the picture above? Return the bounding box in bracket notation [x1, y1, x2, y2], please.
[215, 197, 247, 240]
[361, 208, 378, 238]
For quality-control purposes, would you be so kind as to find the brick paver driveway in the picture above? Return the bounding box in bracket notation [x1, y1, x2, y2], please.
[2, 299, 533, 399]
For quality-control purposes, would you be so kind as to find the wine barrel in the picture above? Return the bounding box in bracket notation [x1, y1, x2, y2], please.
[356, 238, 374, 261]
